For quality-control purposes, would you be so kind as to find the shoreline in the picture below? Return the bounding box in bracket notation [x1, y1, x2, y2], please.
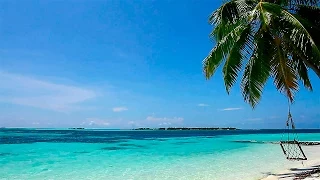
[262, 145, 320, 180]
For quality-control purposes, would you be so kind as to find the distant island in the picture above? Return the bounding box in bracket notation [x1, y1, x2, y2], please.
[68, 128, 85, 130]
[133, 127, 239, 131]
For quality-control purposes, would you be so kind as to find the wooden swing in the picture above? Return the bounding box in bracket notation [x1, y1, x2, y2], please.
[279, 103, 307, 161]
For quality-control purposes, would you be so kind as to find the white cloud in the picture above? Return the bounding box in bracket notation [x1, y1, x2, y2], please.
[146, 116, 184, 125]
[159, 122, 171, 126]
[112, 107, 128, 112]
[0, 71, 97, 112]
[128, 121, 136, 125]
[219, 107, 243, 111]
[197, 103, 209, 107]
[127, 121, 141, 128]
[81, 118, 111, 127]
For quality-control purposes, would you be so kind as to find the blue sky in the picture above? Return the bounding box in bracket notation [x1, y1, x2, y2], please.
[0, 0, 319, 129]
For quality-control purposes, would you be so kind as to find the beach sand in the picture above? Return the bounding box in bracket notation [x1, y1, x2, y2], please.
[262, 146, 320, 180]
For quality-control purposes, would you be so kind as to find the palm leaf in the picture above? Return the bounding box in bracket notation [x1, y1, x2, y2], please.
[211, 19, 245, 42]
[271, 37, 299, 102]
[295, 58, 313, 90]
[261, 2, 320, 64]
[210, 0, 256, 42]
[203, 23, 248, 79]
[295, 5, 320, 47]
[204, 0, 319, 108]
[223, 25, 253, 93]
[241, 30, 272, 107]
[209, 1, 239, 27]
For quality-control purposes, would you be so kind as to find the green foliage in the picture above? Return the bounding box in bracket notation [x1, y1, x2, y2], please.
[203, 0, 320, 108]
[241, 30, 273, 107]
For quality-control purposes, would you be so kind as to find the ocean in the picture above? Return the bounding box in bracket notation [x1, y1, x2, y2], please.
[1, 129, 320, 180]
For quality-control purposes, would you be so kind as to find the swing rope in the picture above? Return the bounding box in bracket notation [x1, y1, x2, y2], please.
[279, 99, 307, 161]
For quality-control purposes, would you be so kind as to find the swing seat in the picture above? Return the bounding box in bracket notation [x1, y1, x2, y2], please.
[280, 140, 307, 161]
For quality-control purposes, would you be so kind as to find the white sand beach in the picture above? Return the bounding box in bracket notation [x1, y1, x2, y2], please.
[262, 146, 320, 180]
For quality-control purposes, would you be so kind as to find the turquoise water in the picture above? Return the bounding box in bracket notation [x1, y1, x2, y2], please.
[1, 129, 320, 180]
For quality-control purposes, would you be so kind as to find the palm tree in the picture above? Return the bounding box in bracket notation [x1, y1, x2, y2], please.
[203, 0, 320, 108]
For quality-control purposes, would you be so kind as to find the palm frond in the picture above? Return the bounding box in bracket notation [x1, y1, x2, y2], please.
[259, 2, 273, 27]
[209, 0, 256, 25]
[261, 2, 320, 66]
[271, 37, 299, 102]
[280, 22, 320, 78]
[211, 19, 245, 42]
[296, 5, 320, 25]
[203, 23, 248, 79]
[209, 1, 240, 26]
[204, 0, 319, 108]
[295, 5, 320, 46]
[283, 10, 320, 62]
[271, 0, 291, 6]
[223, 25, 253, 93]
[236, 0, 258, 18]
[210, 0, 257, 42]
[295, 58, 313, 90]
[241, 30, 272, 107]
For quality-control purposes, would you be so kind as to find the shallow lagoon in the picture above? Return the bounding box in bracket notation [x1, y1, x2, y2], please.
[1, 129, 320, 180]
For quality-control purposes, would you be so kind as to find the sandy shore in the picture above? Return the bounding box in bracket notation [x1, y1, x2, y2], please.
[262, 146, 320, 180]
